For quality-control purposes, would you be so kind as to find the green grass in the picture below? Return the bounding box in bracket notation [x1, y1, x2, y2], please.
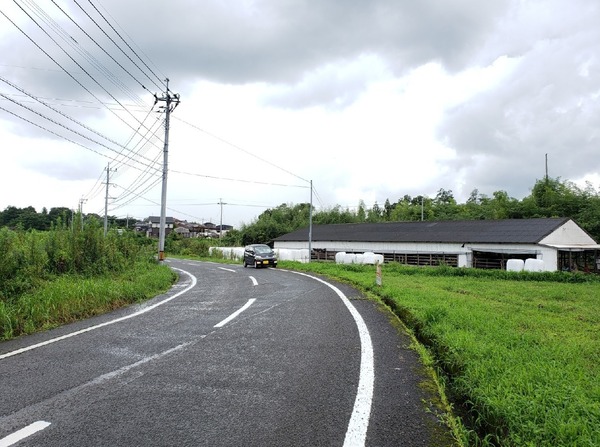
[278, 261, 600, 447]
[0, 261, 176, 340]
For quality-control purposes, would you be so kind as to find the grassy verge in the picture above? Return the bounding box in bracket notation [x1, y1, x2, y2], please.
[0, 260, 176, 340]
[277, 261, 600, 447]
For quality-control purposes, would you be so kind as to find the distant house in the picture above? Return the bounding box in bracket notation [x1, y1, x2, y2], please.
[134, 220, 149, 234]
[146, 216, 174, 238]
[274, 218, 600, 272]
[174, 226, 190, 238]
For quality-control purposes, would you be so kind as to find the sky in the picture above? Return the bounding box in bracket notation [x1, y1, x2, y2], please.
[1, 0, 599, 228]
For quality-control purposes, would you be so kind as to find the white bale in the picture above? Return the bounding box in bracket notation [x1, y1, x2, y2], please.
[362, 252, 376, 264]
[506, 259, 525, 272]
[362, 252, 383, 265]
[344, 253, 358, 264]
[335, 252, 347, 264]
[524, 258, 545, 272]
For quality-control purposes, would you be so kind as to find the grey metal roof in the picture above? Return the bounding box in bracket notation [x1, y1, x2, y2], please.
[274, 218, 572, 244]
[148, 216, 174, 224]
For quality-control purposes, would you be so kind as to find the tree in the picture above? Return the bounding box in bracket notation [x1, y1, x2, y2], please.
[357, 200, 367, 222]
[432, 189, 459, 220]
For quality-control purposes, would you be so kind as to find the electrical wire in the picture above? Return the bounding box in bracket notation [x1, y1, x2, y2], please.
[51, 0, 154, 97]
[0, 91, 161, 173]
[79, 0, 165, 91]
[7, 1, 159, 140]
[170, 169, 309, 189]
[0, 76, 161, 172]
[22, 0, 146, 107]
[173, 116, 310, 184]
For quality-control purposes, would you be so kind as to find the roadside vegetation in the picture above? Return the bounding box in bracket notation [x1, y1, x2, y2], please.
[0, 217, 176, 340]
[3, 175, 600, 445]
[277, 261, 600, 447]
[5, 177, 600, 246]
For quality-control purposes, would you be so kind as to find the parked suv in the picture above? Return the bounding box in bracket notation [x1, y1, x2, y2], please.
[243, 244, 278, 268]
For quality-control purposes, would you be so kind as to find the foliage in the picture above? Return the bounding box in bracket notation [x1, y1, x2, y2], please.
[0, 206, 134, 232]
[284, 261, 600, 447]
[0, 262, 175, 340]
[0, 221, 155, 303]
[5, 176, 600, 246]
[165, 233, 216, 257]
[228, 177, 600, 245]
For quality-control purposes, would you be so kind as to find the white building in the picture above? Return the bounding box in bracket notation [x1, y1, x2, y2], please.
[273, 218, 600, 272]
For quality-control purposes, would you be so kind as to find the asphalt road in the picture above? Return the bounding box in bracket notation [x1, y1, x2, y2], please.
[0, 259, 454, 446]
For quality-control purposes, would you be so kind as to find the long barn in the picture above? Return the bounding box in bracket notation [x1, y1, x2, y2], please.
[273, 218, 600, 272]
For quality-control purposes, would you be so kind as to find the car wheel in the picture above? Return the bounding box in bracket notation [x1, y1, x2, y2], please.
[243, 261, 247, 268]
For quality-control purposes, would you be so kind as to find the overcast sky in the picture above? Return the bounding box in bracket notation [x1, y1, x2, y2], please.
[1, 0, 599, 227]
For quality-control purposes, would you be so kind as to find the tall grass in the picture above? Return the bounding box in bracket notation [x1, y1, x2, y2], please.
[0, 220, 176, 340]
[283, 261, 600, 447]
[0, 262, 175, 339]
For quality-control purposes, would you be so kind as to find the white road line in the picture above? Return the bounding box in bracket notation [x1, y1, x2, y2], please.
[249, 276, 258, 286]
[214, 299, 256, 328]
[0, 268, 197, 361]
[218, 267, 236, 273]
[285, 270, 374, 447]
[0, 421, 51, 447]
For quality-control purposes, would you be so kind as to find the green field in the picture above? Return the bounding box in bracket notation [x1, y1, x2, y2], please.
[282, 261, 600, 447]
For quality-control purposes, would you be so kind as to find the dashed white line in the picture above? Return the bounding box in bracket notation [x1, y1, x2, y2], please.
[0, 421, 51, 447]
[214, 299, 256, 328]
[218, 267, 236, 273]
[249, 276, 258, 286]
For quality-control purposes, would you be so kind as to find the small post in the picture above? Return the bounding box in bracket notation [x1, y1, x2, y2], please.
[375, 260, 382, 286]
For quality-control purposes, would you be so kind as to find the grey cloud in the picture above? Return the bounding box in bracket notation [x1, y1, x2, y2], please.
[438, 11, 600, 199]
[2, 0, 512, 109]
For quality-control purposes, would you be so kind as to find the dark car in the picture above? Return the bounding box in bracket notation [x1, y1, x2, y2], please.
[243, 244, 278, 268]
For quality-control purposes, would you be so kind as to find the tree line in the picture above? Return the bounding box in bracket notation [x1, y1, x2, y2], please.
[0, 206, 131, 231]
[4, 177, 600, 245]
[225, 177, 600, 245]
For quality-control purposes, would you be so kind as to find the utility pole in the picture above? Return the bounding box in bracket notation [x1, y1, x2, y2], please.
[308, 180, 313, 262]
[103, 163, 117, 236]
[154, 78, 180, 262]
[78, 198, 87, 230]
[219, 198, 227, 238]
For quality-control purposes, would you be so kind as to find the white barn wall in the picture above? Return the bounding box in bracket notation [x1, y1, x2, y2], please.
[540, 220, 597, 245]
[274, 240, 560, 271]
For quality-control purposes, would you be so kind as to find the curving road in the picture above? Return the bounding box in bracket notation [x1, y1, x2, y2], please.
[0, 260, 453, 446]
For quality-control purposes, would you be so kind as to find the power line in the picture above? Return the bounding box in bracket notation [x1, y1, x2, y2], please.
[18, 0, 146, 108]
[174, 116, 310, 183]
[1, 6, 159, 146]
[94, 1, 168, 83]
[0, 89, 161, 173]
[50, 0, 154, 97]
[0, 92, 149, 111]
[0, 75, 161, 172]
[80, 0, 165, 90]
[170, 169, 309, 189]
